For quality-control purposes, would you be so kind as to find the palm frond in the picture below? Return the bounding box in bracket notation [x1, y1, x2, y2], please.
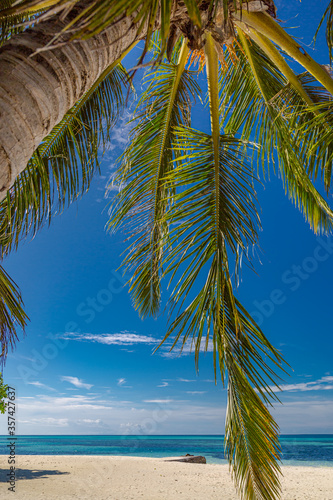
[0, 266, 28, 360]
[225, 348, 282, 500]
[236, 10, 333, 96]
[109, 32, 286, 499]
[108, 39, 200, 317]
[0, 0, 44, 46]
[239, 26, 315, 108]
[0, 371, 8, 413]
[0, 1, 253, 60]
[220, 31, 333, 234]
[262, 69, 333, 192]
[314, 0, 333, 63]
[295, 97, 333, 192]
[0, 0, 173, 59]
[0, 62, 128, 257]
[157, 124, 283, 500]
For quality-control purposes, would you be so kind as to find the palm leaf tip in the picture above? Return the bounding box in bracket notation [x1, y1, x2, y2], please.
[219, 31, 333, 235]
[0, 266, 28, 361]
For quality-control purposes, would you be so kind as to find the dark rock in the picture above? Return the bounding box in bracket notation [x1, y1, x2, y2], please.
[166, 455, 206, 464]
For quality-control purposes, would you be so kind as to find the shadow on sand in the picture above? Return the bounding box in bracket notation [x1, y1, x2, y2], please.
[0, 468, 70, 482]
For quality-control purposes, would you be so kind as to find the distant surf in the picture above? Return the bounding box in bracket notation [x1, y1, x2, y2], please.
[0, 434, 332, 466]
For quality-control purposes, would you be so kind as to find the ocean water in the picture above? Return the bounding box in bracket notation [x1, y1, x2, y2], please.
[0, 435, 332, 466]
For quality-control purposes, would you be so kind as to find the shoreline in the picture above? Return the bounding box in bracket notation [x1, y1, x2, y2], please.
[1, 455, 333, 499]
[0, 452, 332, 468]
[0, 453, 332, 467]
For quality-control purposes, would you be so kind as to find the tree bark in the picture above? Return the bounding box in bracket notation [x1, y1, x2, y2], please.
[0, 13, 139, 200]
[0, 1, 270, 201]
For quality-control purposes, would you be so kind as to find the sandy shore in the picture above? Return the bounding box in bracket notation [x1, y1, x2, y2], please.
[0, 455, 332, 499]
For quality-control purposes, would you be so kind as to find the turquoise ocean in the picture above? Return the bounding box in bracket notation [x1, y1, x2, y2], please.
[0, 435, 332, 466]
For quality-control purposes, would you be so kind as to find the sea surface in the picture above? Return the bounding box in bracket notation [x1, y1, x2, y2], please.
[0, 435, 332, 466]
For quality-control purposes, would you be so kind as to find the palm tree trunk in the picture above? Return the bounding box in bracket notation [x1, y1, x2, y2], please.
[0, 1, 272, 201]
[0, 13, 139, 200]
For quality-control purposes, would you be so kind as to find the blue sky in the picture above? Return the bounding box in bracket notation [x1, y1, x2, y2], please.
[1, 0, 333, 435]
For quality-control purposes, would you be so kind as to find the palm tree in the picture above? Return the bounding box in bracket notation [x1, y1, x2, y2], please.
[1, 1, 333, 499]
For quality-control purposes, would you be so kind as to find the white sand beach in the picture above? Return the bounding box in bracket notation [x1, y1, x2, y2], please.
[0, 455, 332, 499]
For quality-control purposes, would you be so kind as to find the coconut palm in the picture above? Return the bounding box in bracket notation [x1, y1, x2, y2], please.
[1, 1, 333, 499]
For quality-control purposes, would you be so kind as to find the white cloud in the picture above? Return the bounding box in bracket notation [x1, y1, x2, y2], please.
[0, 393, 222, 434]
[27, 381, 56, 391]
[19, 418, 69, 427]
[186, 391, 207, 395]
[160, 337, 214, 358]
[272, 399, 333, 433]
[17, 394, 112, 412]
[61, 331, 159, 346]
[120, 422, 143, 430]
[157, 382, 169, 388]
[117, 378, 132, 388]
[262, 376, 333, 393]
[76, 419, 105, 427]
[19, 355, 38, 363]
[163, 378, 197, 383]
[98, 109, 135, 175]
[61, 376, 93, 390]
[4, 389, 333, 434]
[143, 399, 174, 404]
[106, 111, 133, 153]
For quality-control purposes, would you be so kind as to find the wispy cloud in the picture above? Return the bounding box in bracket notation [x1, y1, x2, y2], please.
[186, 391, 207, 395]
[143, 399, 174, 404]
[19, 417, 69, 427]
[163, 378, 198, 383]
[160, 338, 214, 358]
[117, 378, 132, 388]
[76, 419, 107, 428]
[61, 376, 93, 390]
[263, 376, 333, 393]
[157, 381, 169, 388]
[105, 110, 134, 155]
[18, 354, 38, 363]
[60, 331, 159, 347]
[177, 378, 197, 383]
[18, 394, 113, 413]
[27, 381, 56, 392]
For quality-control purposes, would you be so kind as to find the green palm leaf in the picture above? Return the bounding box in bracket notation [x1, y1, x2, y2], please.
[109, 39, 200, 317]
[284, 75, 333, 191]
[0, 0, 44, 46]
[220, 31, 333, 234]
[110, 33, 285, 499]
[0, 265, 28, 359]
[315, 0, 333, 62]
[159, 126, 283, 500]
[236, 10, 333, 96]
[0, 0, 250, 60]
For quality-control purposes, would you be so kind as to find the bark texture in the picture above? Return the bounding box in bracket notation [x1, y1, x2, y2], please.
[0, 0, 270, 200]
[0, 13, 139, 200]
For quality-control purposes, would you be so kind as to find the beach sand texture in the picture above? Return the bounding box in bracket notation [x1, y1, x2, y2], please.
[0, 455, 332, 499]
